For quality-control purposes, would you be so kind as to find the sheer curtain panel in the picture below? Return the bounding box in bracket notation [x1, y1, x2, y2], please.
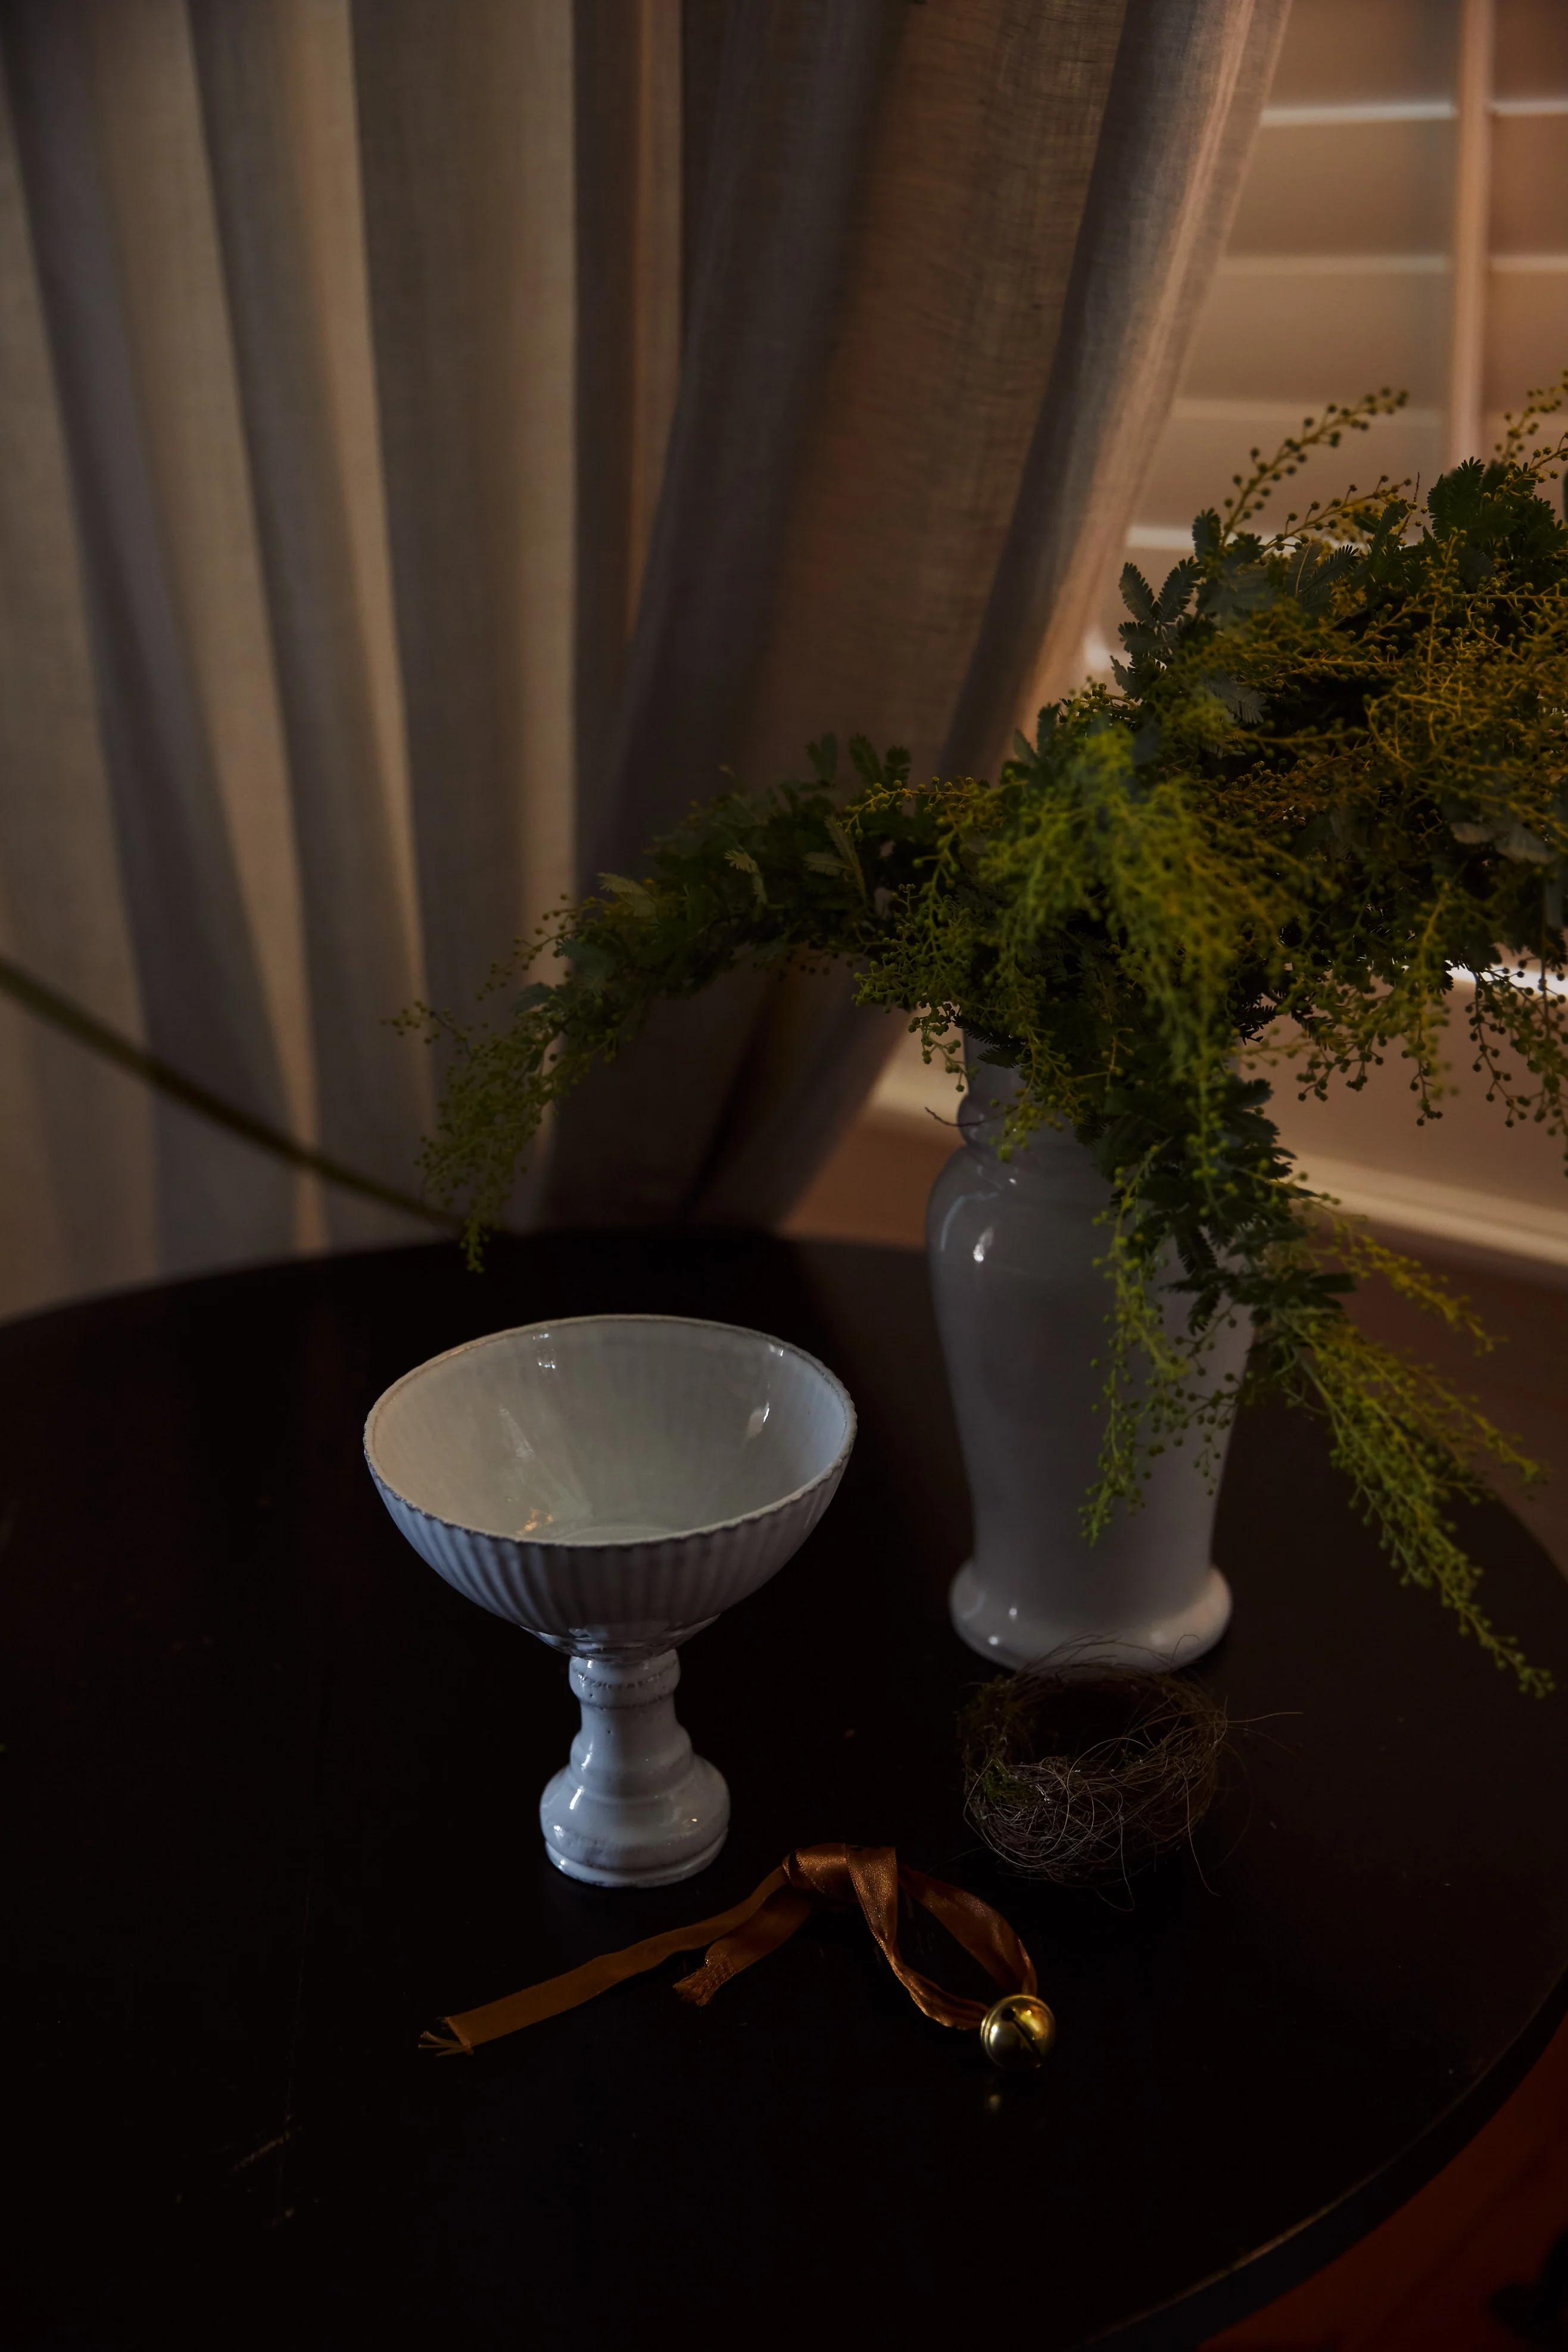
[0, 0, 1285, 1319]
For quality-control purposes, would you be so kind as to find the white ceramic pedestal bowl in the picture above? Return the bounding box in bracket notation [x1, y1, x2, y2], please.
[364, 1314, 855, 1889]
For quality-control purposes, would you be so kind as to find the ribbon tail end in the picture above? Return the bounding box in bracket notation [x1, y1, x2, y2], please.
[671, 1963, 727, 2008]
[419, 2021, 474, 2055]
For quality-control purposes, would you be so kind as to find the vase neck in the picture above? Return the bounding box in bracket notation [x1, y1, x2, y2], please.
[959, 1041, 1070, 1152]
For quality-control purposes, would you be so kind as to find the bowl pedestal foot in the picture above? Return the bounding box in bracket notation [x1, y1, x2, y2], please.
[540, 1649, 730, 1888]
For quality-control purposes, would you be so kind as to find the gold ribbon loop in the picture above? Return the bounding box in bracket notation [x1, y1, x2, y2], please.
[422, 1843, 1039, 2055]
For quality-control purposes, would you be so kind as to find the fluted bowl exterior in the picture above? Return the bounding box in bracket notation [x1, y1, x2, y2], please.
[364, 1315, 855, 1655]
[368, 1468, 844, 1652]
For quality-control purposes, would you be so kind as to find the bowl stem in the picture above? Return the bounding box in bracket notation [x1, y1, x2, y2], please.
[540, 1649, 730, 1888]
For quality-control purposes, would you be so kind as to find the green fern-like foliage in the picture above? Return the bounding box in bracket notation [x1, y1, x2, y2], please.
[407, 379, 1568, 1693]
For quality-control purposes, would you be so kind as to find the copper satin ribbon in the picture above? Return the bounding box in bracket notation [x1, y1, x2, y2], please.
[420, 1843, 1038, 2055]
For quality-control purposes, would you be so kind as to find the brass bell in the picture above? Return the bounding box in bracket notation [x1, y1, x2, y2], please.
[980, 1991, 1057, 2071]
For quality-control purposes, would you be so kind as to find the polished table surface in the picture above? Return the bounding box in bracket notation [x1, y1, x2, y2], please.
[7, 1233, 1568, 2350]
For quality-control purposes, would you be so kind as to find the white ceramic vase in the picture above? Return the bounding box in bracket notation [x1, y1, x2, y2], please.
[928, 1054, 1249, 1671]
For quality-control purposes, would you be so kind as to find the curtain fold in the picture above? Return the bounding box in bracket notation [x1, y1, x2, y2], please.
[945, 0, 1289, 761]
[0, 0, 1286, 1319]
[188, 0, 434, 1243]
[4, 0, 304, 1272]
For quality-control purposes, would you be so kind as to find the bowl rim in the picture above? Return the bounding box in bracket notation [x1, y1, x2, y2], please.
[362, 1312, 857, 1549]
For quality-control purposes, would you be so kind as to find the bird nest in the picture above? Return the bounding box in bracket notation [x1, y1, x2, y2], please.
[960, 1661, 1229, 1887]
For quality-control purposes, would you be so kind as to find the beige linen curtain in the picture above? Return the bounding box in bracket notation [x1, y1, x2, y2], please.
[0, 0, 1286, 1320]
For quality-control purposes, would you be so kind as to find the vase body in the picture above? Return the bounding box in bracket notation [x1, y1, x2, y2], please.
[928, 1058, 1248, 1670]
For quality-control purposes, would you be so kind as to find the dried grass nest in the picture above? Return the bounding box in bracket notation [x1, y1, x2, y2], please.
[959, 1661, 1229, 1886]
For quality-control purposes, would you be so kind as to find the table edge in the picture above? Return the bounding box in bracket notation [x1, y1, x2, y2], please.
[1091, 1967, 1568, 2350]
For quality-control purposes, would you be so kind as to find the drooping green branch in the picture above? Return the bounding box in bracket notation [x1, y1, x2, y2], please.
[407, 380, 1568, 1691]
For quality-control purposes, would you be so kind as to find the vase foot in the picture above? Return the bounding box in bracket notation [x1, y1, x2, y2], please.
[949, 1560, 1233, 1672]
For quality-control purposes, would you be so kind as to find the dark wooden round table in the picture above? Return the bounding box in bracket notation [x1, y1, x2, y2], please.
[7, 1233, 1568, 2350]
